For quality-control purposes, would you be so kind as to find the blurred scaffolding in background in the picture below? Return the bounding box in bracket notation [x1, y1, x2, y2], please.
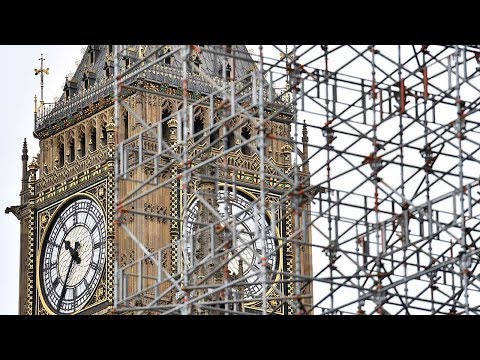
[112, 45, 480, 315]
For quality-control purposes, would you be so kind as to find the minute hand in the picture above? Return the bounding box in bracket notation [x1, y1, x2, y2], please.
[56, 241, 80, 312]
[57, 256, 74, 312]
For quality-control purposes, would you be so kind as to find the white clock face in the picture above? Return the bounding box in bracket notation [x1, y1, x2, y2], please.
[186, 190, 278, 298]
[40, 197, 106, 314]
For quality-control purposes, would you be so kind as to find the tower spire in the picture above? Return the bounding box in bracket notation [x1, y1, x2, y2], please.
[21, 138, 29, 203]
[34, 53, 49, 117]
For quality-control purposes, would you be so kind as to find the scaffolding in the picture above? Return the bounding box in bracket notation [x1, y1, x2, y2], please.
[112, 45, 480, 315]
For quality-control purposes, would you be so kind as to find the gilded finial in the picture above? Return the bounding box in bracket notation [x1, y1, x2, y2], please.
[34, 53, 49, 108]
[281, 144, 293, 153]
[28, 156, 39, 182]
[167, 117, 178, 128]
[34, 54, 49, 76]
[28, 156, 38, 171]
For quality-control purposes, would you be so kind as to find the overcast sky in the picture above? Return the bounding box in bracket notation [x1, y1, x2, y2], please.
[0, 45, 83, 314]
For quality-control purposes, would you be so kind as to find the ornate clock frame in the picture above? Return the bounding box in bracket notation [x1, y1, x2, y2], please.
[33, 175, 115, 315]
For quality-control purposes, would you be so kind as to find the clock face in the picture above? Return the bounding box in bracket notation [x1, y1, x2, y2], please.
[39, 197, 106, 314]
[186, 190, 278, 298]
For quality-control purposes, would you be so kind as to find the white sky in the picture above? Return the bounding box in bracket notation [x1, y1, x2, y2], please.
[0, 45, 83, 314]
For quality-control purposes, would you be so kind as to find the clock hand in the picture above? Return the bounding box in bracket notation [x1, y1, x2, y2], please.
[73, 241, 81, 264]
[56, 241, 81, 312]
[57, 254, 75, 312]
[65, 240, 78, 258]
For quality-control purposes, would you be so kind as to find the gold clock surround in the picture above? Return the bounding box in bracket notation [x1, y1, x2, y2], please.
[36, 190, 109, 315]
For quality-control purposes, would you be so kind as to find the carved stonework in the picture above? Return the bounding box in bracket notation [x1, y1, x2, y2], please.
[37, 146, 108, 192]
[161, 251, 168, 270]
[24, 297, 32, 316]
[144, 202, 167, 222]
[144, 247, 155, 266]
[96, 185, 106, 200]
[120, 249, 135, 268]
[144, 167, 154, 176]
[86, 277, 107, 308]
[285, 200, 294, 315]
[169, 164, 179, 274]
[190, 177, 200, 192]
[105, 167, 115, 304]
[40, 212, 50, 230]
[25, 198, 35, 315]
[120, 253, 128, 267]
[119, 205, 135, 224]
[37, 303, 49, 316]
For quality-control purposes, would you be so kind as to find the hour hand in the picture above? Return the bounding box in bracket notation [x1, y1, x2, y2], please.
[73, 241, 81, 264]
[65, 240, 76, 258]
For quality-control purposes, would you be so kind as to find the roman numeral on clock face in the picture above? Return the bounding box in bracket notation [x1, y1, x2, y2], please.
[47, 240, 60, 247]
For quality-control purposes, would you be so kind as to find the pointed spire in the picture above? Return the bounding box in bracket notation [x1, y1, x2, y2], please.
[20, 138, 29, 204]
[302, 120, 308, 143]
[22, 138, 28, 159]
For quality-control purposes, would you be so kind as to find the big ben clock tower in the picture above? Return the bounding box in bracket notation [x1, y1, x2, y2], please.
[7, 45, 313, 315]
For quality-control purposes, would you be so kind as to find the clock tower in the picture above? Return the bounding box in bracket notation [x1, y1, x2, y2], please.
[7, 45, 313, 315]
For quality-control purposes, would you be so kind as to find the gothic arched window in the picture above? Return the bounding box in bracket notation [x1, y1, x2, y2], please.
[68, 138, 75, 162]
[193, 113, 204, 143]
[101, 125, 107, 146]
[162, 108, 171, 143]
[90, 127, 97, 151]
[58, 143, 64, 168]
[163, 46, 172, 65]
[241, 126, 252, 155]
[210, 115, 220, 146]
[79, 132, 86, 157]
[226, 129, 235, 150]
[219, 63, 232, 81]
[123, 112, 129, 140]
[104, 62, 113, 78]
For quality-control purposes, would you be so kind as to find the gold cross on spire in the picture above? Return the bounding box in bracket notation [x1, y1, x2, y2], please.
[34, 53, 49, 108]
